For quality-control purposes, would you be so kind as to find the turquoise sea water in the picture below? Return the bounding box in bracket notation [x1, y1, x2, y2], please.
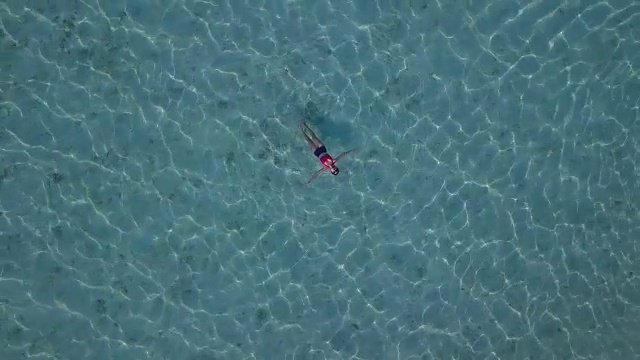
[1, 0, 639, 359]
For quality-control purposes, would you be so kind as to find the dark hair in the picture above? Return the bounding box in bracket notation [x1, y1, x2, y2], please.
[331, 167, 340, 175]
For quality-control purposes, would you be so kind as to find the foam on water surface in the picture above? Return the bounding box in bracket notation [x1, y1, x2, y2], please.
[1, 0, 639, 359]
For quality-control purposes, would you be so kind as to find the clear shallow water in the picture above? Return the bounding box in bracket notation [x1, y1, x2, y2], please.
[1, 0, 639, 359]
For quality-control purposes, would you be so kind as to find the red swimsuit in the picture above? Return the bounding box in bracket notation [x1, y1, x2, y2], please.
[319, 153, 334, 168]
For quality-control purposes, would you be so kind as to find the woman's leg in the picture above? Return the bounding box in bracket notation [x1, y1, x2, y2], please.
[300, 123, 318, 150]
[301, 122, 324, 148]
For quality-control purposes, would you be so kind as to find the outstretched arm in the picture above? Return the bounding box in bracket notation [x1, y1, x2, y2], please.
[307, 167, 327, 184]
[334, 149, 355, 162]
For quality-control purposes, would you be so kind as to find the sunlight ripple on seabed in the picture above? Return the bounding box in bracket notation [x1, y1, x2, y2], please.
[0, 0, 638, 359]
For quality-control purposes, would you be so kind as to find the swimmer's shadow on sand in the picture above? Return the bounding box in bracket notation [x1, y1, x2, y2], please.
[303, 101, 357, 147]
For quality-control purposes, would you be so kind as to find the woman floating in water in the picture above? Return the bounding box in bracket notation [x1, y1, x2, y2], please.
[300, 122, 353, 184]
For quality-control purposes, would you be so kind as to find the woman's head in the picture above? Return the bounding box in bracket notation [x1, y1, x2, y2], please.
[330, 166, 340, 175]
